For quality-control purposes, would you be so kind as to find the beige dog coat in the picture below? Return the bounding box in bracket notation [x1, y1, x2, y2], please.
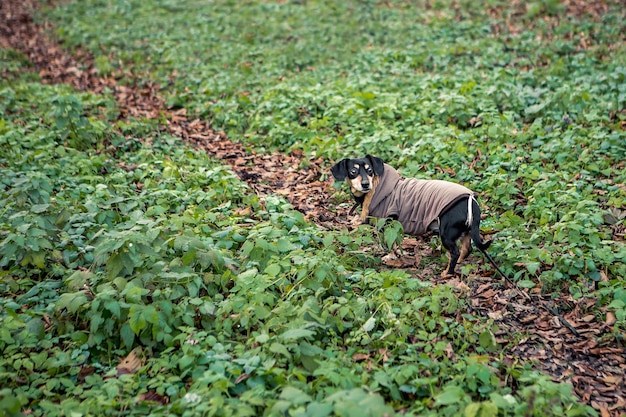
[368, 164, 475, 235]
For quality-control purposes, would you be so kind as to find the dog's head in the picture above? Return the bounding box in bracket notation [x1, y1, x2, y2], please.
[330, 155, 384, 196]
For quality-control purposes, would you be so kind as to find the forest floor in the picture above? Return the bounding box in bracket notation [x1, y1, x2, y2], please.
[2, 1, 624, 415]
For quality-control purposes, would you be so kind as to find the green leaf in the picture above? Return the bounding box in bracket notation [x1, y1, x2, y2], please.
[31, 251, 46, 269]
[306, 402, 333, 417]
[465, 402, 481, 417]
[517, 279, 536, 289]
[142, 305, 159, 324]
[435, 386, 467, 406]
[129, 306, 147, 334]
[264, 263, 281, 277]
[125, 286, 144, 303]
[178, 354, 195, 370]
[65, 270, 95, 290]
[57, 291, 88, 314]
[525, 262, 541, 275]
[479, 330, 497, 350]
[384, 226, 398, 250]
[120, 323, 134, 349]
[106, 252, 125, 280]
[269, 343, 291, 358]
[480, 401, 498, 417]
[276, 238, 293, 253]
[105, 300, 121, 318]
[361, 317, 376, 332]
[0, 390, 21, 414]
[524, 102, 547, 116]
[26, 317, 45, 340]
[279, 386, 312, 404]
[280, 328, 314, 341]
[489, 393, 517, 409]
[31, 203, 50, 213]
[465, 401, 498, 417]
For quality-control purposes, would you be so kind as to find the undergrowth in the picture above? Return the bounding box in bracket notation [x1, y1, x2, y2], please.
[0, 52, 597, 416]
[44, 0, 626, 294]
[2, 0, 626, 415]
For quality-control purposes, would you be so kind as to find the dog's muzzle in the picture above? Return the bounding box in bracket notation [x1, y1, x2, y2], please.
[360, 178, 371, 191]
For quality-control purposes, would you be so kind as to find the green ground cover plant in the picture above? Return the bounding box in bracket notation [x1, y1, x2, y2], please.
[1, 0, 625, 415]
[0, 51, 597, 416]
[45, 0, 625, 314]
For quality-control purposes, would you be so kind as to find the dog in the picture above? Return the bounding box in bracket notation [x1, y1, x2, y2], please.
[331, 155, 501, 278]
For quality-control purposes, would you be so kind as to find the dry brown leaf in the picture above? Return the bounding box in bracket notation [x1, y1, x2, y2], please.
[444, 343, 456, 360]
[378, 348, 391, 363]
[235, 373, 250, 384]
[352, 353, 370, 362]
[382, 257, 404, 268]
[581, 314, 596, 323]
[139, 391, 169, 404]
[117, 346, 144, 376]
[450, 279, 470, 292]
[605, 312, 617, 326]
[519, 314, 539, 324]
[487, 310, 504, 320]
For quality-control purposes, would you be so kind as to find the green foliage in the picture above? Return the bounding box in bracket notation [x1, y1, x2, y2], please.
[44, 0, 626, 296]
[370, 217, 405, 252]
[3, 0, 625, 415]
[0, 68, 595, 415]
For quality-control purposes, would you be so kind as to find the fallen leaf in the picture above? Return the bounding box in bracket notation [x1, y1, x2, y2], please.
[581, 314, 596, 322]
[139, 391, 169, 404]
[352, 353, 370, 362]
[235, 373, 250, 384]
[117, 346, 144, 376]
[444, 343, 456, 360]
[488, 310, 504, 320]
[605, 312, 617, 326]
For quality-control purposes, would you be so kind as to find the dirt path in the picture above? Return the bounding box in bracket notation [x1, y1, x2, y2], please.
[2, 1, 624, 415]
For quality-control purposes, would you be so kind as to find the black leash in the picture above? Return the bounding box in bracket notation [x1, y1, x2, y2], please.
[479, 248, 580, 337]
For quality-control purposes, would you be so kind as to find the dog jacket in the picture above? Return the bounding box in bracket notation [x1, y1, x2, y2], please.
[368, 164, 475, 235]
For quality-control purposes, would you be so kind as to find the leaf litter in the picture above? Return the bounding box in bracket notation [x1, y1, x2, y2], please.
[1, 0, 624, 415]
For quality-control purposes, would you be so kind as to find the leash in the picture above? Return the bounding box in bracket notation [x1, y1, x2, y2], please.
[479, 248, 580, 337]
[348, 201, 361, 216]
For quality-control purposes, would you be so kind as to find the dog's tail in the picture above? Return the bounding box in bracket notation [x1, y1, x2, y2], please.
[467, 196, 491, 252]
[467, 196, 512, 280]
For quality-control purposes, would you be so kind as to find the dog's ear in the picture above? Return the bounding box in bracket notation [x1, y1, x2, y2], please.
[366, 155, 384, 176]
[330, 159, 350, 181]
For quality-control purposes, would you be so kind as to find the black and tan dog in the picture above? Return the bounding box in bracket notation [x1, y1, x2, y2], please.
[331, 155, 499, 278]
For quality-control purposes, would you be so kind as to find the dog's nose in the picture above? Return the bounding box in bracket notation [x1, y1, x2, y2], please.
[361, 180, 370, 190]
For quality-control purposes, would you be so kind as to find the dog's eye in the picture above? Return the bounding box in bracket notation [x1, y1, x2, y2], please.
[349, 168, 357, 177]
[366, 168, 373, 175]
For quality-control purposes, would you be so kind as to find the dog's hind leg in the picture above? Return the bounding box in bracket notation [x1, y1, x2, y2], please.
[457, 234, 472, 264]
[440, 236, 460, 278]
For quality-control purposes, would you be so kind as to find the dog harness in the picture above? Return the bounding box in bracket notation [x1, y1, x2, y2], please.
[367, 164, 476, 235]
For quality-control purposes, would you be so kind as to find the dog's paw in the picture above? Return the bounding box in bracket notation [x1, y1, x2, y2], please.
[351, 215, 365, 227]
[440, 270, 456, 279]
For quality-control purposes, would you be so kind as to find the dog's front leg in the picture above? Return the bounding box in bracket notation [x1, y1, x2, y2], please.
[355, 194, 372, 225]
[355, 176, 379, 225]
